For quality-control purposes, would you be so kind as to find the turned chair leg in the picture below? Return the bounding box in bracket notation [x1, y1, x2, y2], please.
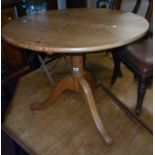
[111, 53, 123, 84]
[135, 78, 147, 115]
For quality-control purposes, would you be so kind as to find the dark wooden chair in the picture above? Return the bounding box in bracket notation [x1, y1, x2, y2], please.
[111, 0, 153, 114]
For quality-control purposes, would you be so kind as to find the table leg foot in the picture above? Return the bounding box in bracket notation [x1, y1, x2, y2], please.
[79, 78, 112, 144]
[30, 76, 74, 111]
[30, 54, 112, 144]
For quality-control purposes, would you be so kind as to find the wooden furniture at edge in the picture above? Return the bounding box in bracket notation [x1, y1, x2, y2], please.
[2, 9, 149, 144]
[111, 0, 153, 115]
[1, 5, 30, 83]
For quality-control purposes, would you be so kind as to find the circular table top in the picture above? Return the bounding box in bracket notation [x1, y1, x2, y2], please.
[2, 8, 149, 54]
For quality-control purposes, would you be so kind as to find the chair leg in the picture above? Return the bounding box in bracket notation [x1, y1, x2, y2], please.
[134, 73, 138, 80]
[111, 53, 123, 84]
[135, 78, 147, 115]
[38, 55, 54, 84]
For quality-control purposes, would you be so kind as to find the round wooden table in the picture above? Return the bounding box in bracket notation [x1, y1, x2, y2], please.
[2, 8, 149, 144]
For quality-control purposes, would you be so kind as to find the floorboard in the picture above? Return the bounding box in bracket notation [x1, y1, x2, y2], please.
[3, 53, 153, 155]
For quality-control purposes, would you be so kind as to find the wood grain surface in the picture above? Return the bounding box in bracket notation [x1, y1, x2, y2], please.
[3, 53, 152, 155]
[30, 54, 112, 144]
[2, 8, 149, 54]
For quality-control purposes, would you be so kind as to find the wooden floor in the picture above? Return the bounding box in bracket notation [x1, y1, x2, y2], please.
[3, 53, 152, 155]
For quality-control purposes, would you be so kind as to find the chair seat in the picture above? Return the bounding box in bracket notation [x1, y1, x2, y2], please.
[116, 37, 153, 77]
[111, 0, 153, 114]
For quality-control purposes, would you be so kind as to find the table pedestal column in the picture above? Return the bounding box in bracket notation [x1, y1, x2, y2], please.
[31, 54, 112, 144]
